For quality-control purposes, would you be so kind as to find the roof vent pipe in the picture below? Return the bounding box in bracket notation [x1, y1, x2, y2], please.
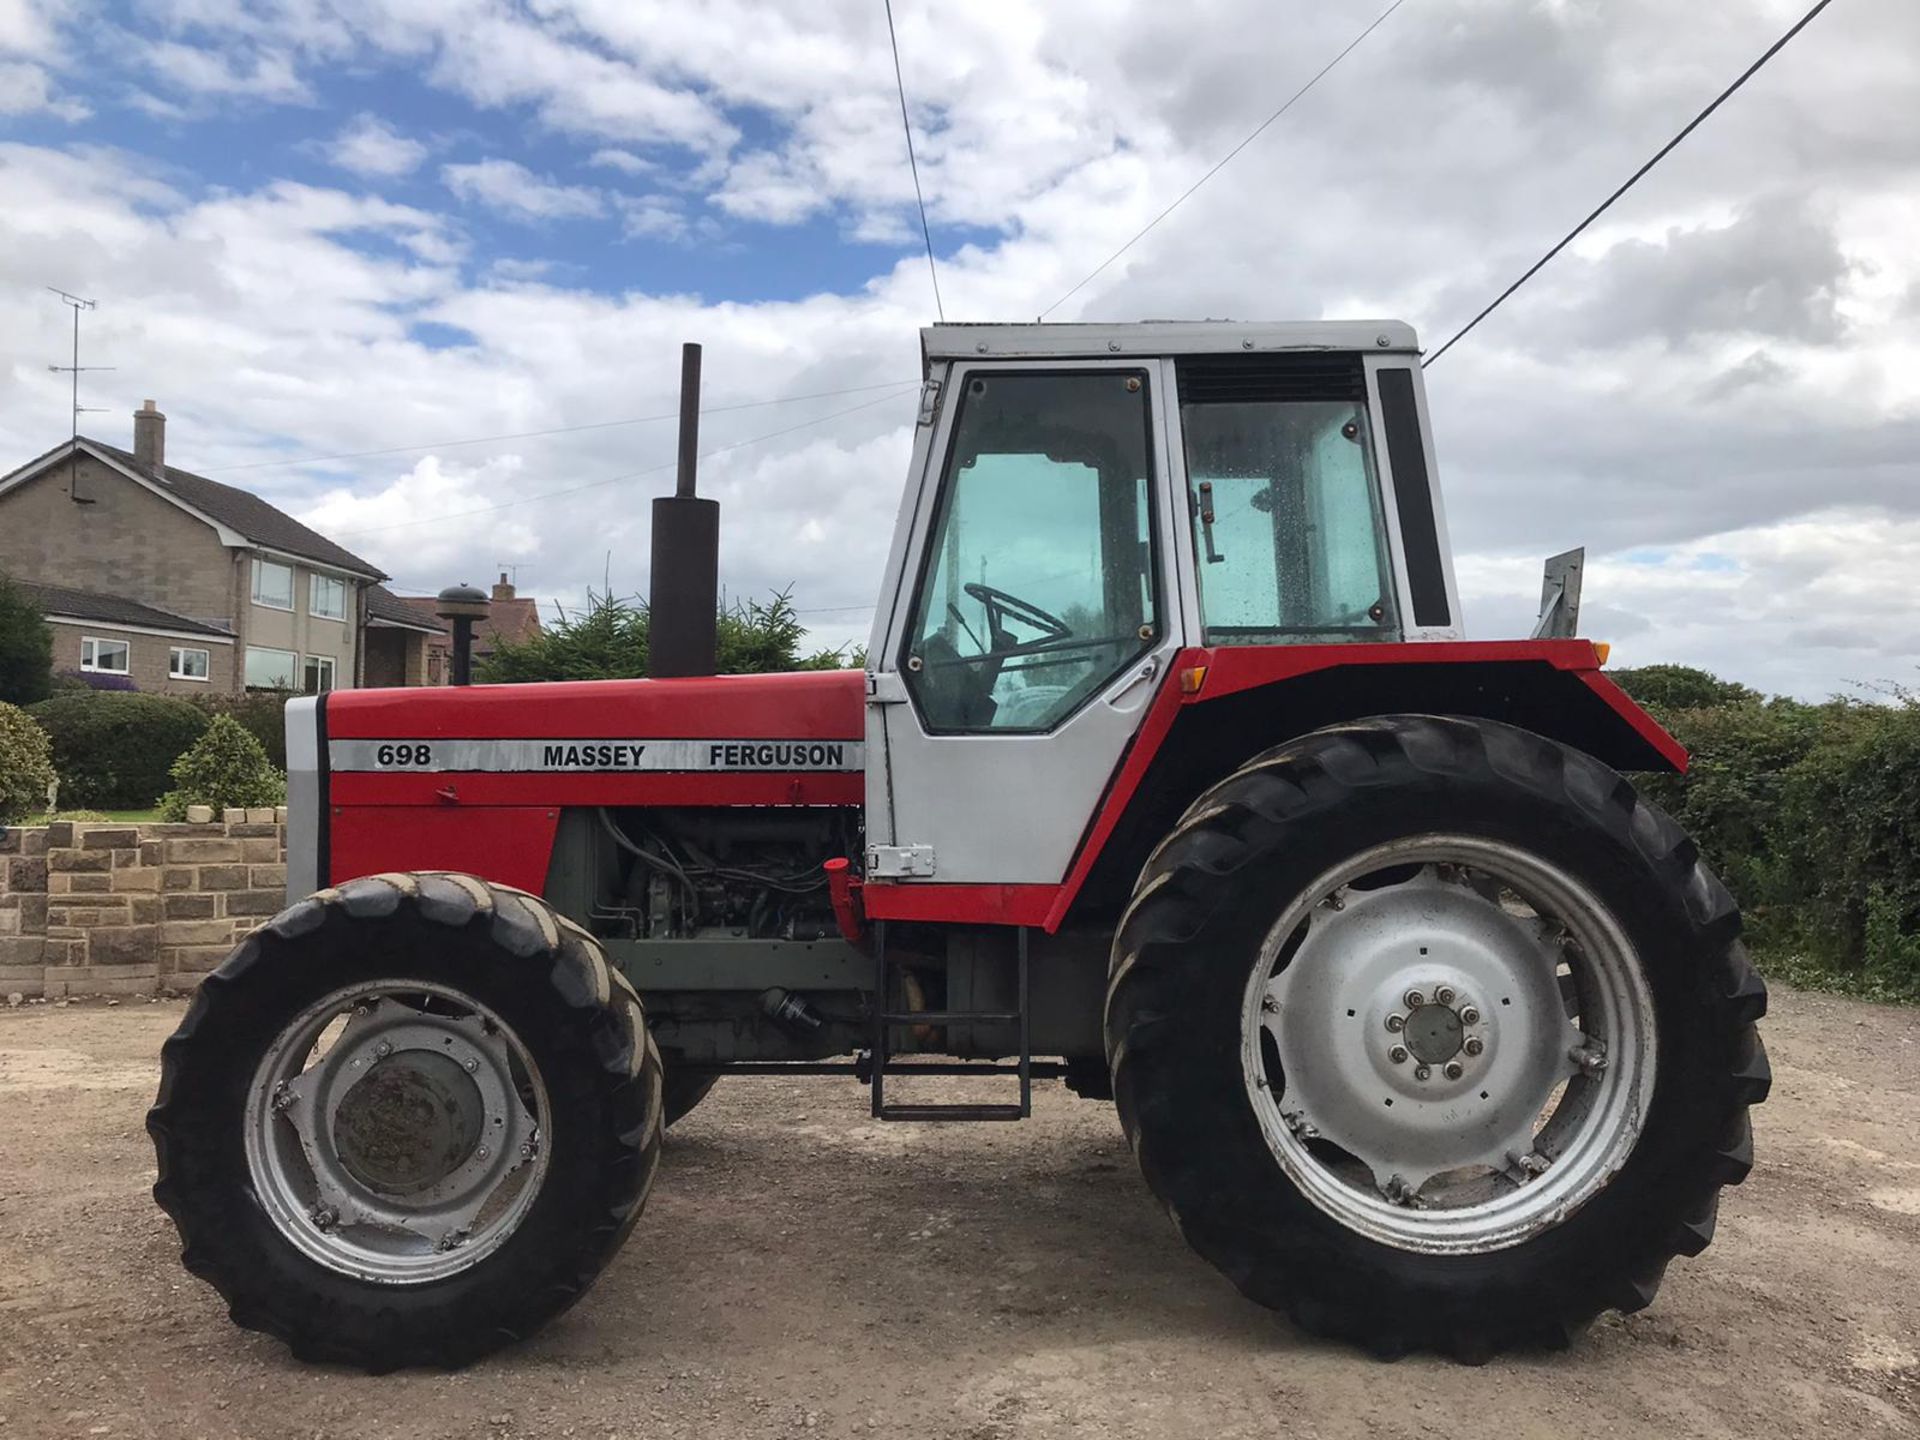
[646, 342, 719, 678]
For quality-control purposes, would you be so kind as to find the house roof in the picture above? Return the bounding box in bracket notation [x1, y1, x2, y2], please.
[365, 584, 449, 634]
[79, 440, 387, 579]
[6, 577, 234, 638]
[0, 436, 387, 581]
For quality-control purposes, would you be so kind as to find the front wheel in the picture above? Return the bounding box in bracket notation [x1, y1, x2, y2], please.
[1106, 716, 1770, 1360]
[148, 872, 665, 1371]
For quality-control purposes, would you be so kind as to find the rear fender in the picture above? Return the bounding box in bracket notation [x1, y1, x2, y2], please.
[1059, 641, 1682, 926]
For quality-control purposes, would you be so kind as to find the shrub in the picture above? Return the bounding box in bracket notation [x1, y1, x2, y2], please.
[1772, 692, 1920, 994]
[0, 576, 53, 706]
[479, 588, 862, 683]
[27, 691, 210, 809]
[188, 689, 294, 769]
[159, 714, 286, 820]
[0, 701, 57, 823]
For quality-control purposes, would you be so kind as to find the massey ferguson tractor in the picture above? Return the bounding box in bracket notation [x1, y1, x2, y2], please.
[149, 321, 1769, 1369]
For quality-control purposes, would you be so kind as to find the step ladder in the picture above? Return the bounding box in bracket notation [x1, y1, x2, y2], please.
[869, 920, 1032, 1121]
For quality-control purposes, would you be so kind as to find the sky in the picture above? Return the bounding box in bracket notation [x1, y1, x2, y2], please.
[1, 0, 1914, 700]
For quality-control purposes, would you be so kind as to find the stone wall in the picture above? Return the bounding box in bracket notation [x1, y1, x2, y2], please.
[0, 811, 286, 999]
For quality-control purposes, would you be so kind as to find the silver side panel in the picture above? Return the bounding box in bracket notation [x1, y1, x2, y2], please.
[284, 695, 322, 904]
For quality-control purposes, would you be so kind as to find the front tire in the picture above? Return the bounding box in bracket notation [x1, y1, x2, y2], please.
[1105, 716, 1769, 1360]
[148, 872, 665, 1371]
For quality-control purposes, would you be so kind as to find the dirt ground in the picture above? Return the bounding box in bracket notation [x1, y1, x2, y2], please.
[1, 986, 1917, 1440]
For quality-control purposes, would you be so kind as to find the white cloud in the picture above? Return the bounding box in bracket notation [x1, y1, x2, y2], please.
[442, 158, 606, 222]
[0, 57, 85, 118]
[589, 148, 657, 177]
[326, 113, 428, 178]
[144, 38, 310, 102]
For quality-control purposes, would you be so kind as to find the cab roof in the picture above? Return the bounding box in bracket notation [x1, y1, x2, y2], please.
[921, 319, 1419, 366]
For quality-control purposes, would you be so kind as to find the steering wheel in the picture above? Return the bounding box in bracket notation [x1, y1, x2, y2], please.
[963, 581, 1071, 645]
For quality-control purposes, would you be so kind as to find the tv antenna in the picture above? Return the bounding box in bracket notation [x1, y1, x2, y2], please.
[47, 287, 114, 505]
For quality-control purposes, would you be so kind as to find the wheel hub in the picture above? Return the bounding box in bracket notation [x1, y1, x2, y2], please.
[1403, 1003, 1463, 1065]
[333, 1051, 486, 1196]
[244, 986, 549, 1284]
[1243, 838, 1655, 1253]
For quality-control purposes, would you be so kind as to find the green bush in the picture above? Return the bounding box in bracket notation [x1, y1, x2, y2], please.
[0, 700, 58, 823]
[187, 689, 293, 769]
[159, 714, 287, 821]
[0, 576, 53, 707]
[26, 691, 210, 809]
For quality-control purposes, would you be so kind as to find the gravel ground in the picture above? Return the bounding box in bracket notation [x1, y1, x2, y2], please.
[1, 984, 1917, 1439]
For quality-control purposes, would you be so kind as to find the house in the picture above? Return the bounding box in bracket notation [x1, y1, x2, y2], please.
[362, 584, 449, 687]
[0, 401, 389, 695]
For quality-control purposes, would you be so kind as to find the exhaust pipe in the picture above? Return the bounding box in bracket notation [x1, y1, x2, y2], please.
[647, 342, 720, 678]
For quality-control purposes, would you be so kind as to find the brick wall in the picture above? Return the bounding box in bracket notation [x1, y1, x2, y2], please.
[0, 811, 287, 999]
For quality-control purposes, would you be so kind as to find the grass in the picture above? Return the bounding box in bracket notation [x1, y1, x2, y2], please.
[31, 807, 166, 824]
[1750, 944, 1920, 1005]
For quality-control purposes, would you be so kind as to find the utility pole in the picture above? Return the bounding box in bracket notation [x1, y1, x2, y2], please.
[46, 287, 113, 505]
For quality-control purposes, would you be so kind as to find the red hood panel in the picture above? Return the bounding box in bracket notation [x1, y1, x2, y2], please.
[327, 669, 866, 741]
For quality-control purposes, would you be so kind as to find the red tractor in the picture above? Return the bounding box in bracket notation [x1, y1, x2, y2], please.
[149, 322, 1768, 1368]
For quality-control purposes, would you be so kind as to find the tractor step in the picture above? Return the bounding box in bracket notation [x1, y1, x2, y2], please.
[870, 921, 1033, 1122]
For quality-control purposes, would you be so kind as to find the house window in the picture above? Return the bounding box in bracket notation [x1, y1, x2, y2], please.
[303, 655, 336, 693]
[251, 558, 294, 610]
[245, 646, 298, 690]
[169, 647, 211, 681]
[81, 637, 131, 674]
[310, 574, 346, 620]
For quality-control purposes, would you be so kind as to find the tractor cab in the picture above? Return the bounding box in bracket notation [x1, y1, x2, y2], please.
[864, 321, 1461, 887]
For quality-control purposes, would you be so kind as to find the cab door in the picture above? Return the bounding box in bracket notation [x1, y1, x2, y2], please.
[864, 360, 1191, 887]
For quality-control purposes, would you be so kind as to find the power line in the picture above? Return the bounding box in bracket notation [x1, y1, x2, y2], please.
[883, 0, 945, 322]
[1038, 0, 1412, 320]
[333, 383, 919, 540]
[1423, 0, 1839, 369]
[206, 380, 914, 474]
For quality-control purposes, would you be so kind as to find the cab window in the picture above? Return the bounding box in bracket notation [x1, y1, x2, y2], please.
[904, 371, 1157, 733]
[1183, 386, 1399, 643]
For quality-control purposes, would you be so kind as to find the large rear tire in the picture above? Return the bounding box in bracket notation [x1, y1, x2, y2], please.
[1106, 716, 1769, 1360]
[148, 872, 665, 1372]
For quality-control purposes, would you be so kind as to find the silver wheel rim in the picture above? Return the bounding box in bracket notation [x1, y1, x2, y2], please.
[1241, 834, 1656, 1254]
[244, 980, 551, 1284]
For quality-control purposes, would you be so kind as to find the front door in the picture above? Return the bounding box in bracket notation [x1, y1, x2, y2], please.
[866, 360, 1188, 886]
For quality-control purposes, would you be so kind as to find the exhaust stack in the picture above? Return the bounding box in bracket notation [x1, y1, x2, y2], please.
[647, 342, 720, 678]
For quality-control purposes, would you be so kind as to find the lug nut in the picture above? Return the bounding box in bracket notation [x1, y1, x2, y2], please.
[271, 1082, 294, 1111]
[1404, 990, 1425, 1008]
[1444, 1061, 1464, 1080]
[1385, 1014, 1405, 1033]
[1436, 986, 1455, 1005]
[1388, 1046, 1408, 1064]
[1414, 1065, 1432, 1081]
[1460, 1006, 1480, 1025]
[1262, 994, 1278, 1013]
[477, 1146, 491, 1162]
[1464, 1037, 1484, 1056]
[464, 1057, 480, 1072]
[374, 1040, 392, 1059]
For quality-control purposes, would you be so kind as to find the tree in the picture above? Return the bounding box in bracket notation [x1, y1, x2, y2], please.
[0, 575, 54, 707]
[478, 589, 858, 683]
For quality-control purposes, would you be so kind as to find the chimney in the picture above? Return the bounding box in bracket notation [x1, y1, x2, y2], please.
[492, 572, 516, 602]
[133, 400, 166, 473]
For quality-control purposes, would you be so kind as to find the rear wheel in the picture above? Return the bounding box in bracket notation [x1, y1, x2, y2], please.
[1106, 716, 1769, 1359]
[148, 872, 665, 1371]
